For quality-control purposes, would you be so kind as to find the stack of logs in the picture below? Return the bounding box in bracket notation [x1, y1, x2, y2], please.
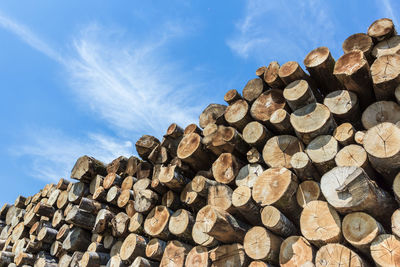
[2, 17, 400, 267]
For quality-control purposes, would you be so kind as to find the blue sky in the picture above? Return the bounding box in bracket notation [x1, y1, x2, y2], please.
[0, 0, 398, 204]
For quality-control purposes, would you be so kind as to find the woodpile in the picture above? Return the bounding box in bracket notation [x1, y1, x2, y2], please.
[1, 18, 400, 267]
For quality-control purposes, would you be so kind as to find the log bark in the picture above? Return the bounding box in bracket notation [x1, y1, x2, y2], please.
[242, 78, 267, 103]
[320, 166, 396, 223]
[232, 186, 262, 225]
[93, 209, 114, 234]
[290, 103, 336, 145]
[260, 205, 297, 237]
[279, 236, 316, 267]
[290, 152, 320, 181]
[394, 173, 400, 204]
[362, 101, 400, 130]
[144, 206, 172, 240]
[111, 212, 130, 237]
[323, 90, 360, 123]
[62, 227, 91, 252]
[242, 121, 273, 150]
[300, 200, 342, 247]
[368, 18, 396, 41]
[304, 46, 344, 95]
[296, 180, 323, 208]
[363, 122, 400, 180]
[264, 61, 285, 89]
[34, 203, 55, 218]
[159, 240, 192, 267]
[371, 54, 400, 100]
[177, 133, 211, 171]
[224, 89, 242, 105]
[252, 167, 300, 221]
[168, 209, 194, 242]
[124, 156, 140, 177]
[107, 156, 128, 176]
[250, 89, 287, 125]
[81, 251, 110, 267]
[185, 246, 210, 267]
[270, 109, 294, 135]
[119, 233, 148, 263]
[199, 104, 227, 129]
[335, 144, 375, 177]
[145, 238, 166, 262]
[56, 178, 70, 190]
[135, 135, 160, 161]
[372, 35, 400, 58]
[161, 190, 180, 211]
[342, 211, 385, 255]
[68, 182, 89, 204]
[243, 226, 282, 264]
[37, 227, 58, 244]
[92, 186, 108, 203]
[71, 156, 107, 183]
[342, 33, 374, 61]
[333, 50, 375, 108]
[262, 135, 304, 169]
[158, 165, 191, 192]
[209, 243, 249, 267]
[196, 205, 249, 244]
[315, 243, 368, 267]
[283, 80, 316, 111]
[224, 99, 252, 132]
[191, 175, 218, 197]
[333, 122, 355, 146]
[65, 205, 96, 230]
[103, 173, 123, 190]
[180, 183, 206, 212]
[305, 135, 339, 175]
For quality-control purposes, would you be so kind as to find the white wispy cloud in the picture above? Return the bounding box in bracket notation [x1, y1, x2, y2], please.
[0, 13, 204, 182]
[227, 0, 336, 63]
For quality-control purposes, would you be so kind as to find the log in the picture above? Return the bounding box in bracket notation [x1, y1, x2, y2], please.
[335, 144, 375, 177]
[129, 212, 145, 235]
[79, 197, 112, 214]
[56, 190, 68, 210]
[323, 90, 360, 123]
[246, 148, 263, 164]
[106, 255, 126, 267]
[134, 189, 159, 214]
[14, 252, 36, 266]
[300, 200, 342, 247]
[333, 50, 375, 108]
[56, 178, 70, 190]
[145, 238, 166, 262]
[119, 233, 148, 263]
[62, 227, 91, 252]
[304, 46, 344, 95]
[270, 109, 294, 135]
[110, 240, 123, 257]
[290, 103, 336, 145]
[132, 256, 158, 267]
[111, 212, 130, 237]
[71, 156, 107, 183]
[243, 226, 282, 263]
[65, 206, 96, 231]
[250, 89, 287, 125]
[68, 182, 89, 204]
[161, 190, 180, 211]
[315, 243, 368, 267]
[125, 200, 135, 217]
[252, 167, 300, 221]
[255, 66, 266, 79]
[370, 234, 400, 267]
[180, 183, 206, 211]
[185, 246, 210, 267]
[368, 18, 396, 41]
[342, 212, 385, 255]
[283, 80, 316, 111]
[191, 221, 219, 247]
[196, 205, 249, 243]
[81, 251, 110, 267]
[148, 144, 169, 165]
[106, 186, 121, 205]
[177, 133, 211, 171]
[296, 180, 323, 208]
[363, 122, 400, 180]
[264, 61, 285, 89]
[249, 261, 275, 267]
[117, 189, 133, 208]
[212, 153, 242, 185]
[121, 176, 136, 191]
[23, 210, 39, 228]
[333, 122, 355, 146]
[158, 165, 191, 192]
[279, 236, 316, 267]
[396, 84, 400, 104]
[207, 184, 241, 218]
[46, 189, 60, 207]
[372, 35, 400, 58]
[37, 227, 58, 244]
[55, 224, 69, 242]
[168, 209, 194, 241]
[58, 254, 72, 267]
[93, 209, 114, 234]
[35, 256, 58, 267]
[262, 135, 304, 169]
[144, 206, 172, 240]
[224, 89, 242, 105]
[362, 101, 400, 130]
[242, 78, 267, 103]
[209, 243, 249, 267]
[0, 251, 14, 266]
[224, 99, 252, 132]
[235, 163, 264, 188]
[232, 186, 262, 225]
[50, 240, 64, 257]
[92, 186, 108, 203]
[159, 240, 192, 267]
[14, 196, 26, 209]
[342, 33, 374, 61]
[69, 251, 84, 267]
[103, 234, 115, 250]
[89, 173, 104, 195]
[305, 135, 339, 175]
[392, 209, 400, 238]
[321, 166, 396, 223]
[33, 203, 55, 218]
[199, 104, 227, 129]
[184, 123, 202, 136]
[107, 156, 128, 176]
[260, 205, 296, 237]
[135, 135, 160, 160]
[242, 121, 273, 150]
[103, 173, 123, 190]
[191, 175, 218, 197]
[394, 173, 400, 204]
[290, 152, 320, 181]
[371, 54, 400, 100]
[124, 156, 140, 177]
[354, 130, 365, 145]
